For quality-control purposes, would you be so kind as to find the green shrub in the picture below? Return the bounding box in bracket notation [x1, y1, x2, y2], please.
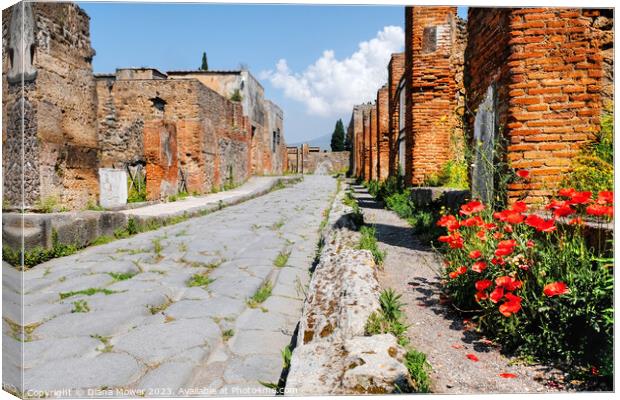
[563, 107, 613, 193]
[422, 160, 469, 189]
[358, 226, 385, 265]
[127, 174, 147, 203]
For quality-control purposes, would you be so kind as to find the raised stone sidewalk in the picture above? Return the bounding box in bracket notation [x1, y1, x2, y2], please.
[3, 176, 336, 397]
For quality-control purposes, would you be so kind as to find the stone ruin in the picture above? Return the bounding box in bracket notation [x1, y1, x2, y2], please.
[2, 1, 288, 210]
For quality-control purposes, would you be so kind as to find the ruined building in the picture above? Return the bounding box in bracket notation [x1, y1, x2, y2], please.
[2, 2, 99, 209]
[2, 1, 287, 210]
[375, 85, 390, 181]
[465, 8, 614, 204]
[349, 6, 612, 206]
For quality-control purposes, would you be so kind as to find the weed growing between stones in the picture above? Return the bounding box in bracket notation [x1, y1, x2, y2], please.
[357, 226, 385, 266]
[281, 345, 292, 369]
[151, 237, 165, 262]
[148, 296, 173, 315]
[365, 288, 431, 393]
[91, 334, 113, 353]
[85, 200, 105, 211]
[342, 190, 364, 228]
[222, 329, 235, 342]
[59, 288, 120, 300]
[3, 229, 78, 269]
[187, 272, 214, 289]
[247, 281, 273, 310]
[167, 191, 189, 202]
[4, 318, 41, 342]
[108, 271, 137, 281]
[71, 300, 90, 313]
[91, 235, 115, 246]
[271, 218, 286, 230]
[274, 250, 291, 268]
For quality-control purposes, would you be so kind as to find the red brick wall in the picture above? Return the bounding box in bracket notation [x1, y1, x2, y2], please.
[465, 8, 610, 205]
[388, 53, 405, 178]
[362, 106, 371, 180]
[405, 6, 459, 185]
[376, 85, 390, 181]
[369, 105, 378, 181]
[144, 120, 178, 200]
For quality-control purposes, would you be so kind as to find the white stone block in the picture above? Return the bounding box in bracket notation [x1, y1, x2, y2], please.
[99, 168, 128, 208]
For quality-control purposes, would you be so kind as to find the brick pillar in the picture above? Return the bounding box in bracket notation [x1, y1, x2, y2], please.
[369, 105, 377, 181]
[388, 53, 405, 178]
[405, 6, 458, 186]
[376, 85, 390, 181]
[144, 120, 178, 200]
[362, 108, 371, 180]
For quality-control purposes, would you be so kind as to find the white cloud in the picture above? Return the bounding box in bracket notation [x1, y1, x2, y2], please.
[260, 26, 404, 116]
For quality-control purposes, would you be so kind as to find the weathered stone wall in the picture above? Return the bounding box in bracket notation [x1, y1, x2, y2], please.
[369, 106, 378, 181]
[350, 105, 367, 177]
[96, 70, 251, 194]
[2, 2, 99, 210]
[362, 105, 372, 180]
[144, 120, 178, 200]
[404, 6, 459, 186]
[376, 85, 390, 181]
[465, 8, 613, 204]
[387, 53, 405, 178]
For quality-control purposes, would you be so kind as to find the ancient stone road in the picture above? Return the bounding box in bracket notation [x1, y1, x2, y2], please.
[3, 176, 337, 397]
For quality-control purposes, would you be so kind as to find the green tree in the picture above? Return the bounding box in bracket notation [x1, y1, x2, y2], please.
[330, 119, 345, 152]
[344, 124, 352, 151]
[200, 52, 209, 71]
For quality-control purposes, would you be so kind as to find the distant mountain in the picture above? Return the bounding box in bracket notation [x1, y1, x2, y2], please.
[289, 133, 332, 151]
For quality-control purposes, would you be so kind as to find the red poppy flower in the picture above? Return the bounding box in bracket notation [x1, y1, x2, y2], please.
[476, 230, 487, 241]
[493, 232, 504, 240]
[475, 291, 488, 302]
[449, 271, 459, 279]
[516, 170, 530, 179]
[512, 201, 528, 213]
[456, 266, 467, 275]
[499, 373, 517, 379]
[471, 261, 487, 273]
[558, 188, 576, 198]
[466, 354, 479, 362]
[568, 191, 592, 205]
[586, 204, 613, 217]
[525, 214, 556, 232]
[437, 215, 460, 231]
[475, 279, 492, 291]
[469, 250, 482, 259]
[485, 223, 497, 230]
[461, 216, 484, 227]
[460, 201, 485, 216]
[493, 210, 524, 224]
[499, 294, 523, 317]
[489, 287, 504, 303]
[491, 256, 505, 266]
[495, 239, 517, 256]
[495, 276, 522, 291]
[597, 191, 613, 205]
[526, 240, 535, 248]
[543, 282, 569, 297]
[548, 201, 575, 218]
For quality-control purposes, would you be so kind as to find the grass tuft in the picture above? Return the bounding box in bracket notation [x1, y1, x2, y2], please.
[247, 281, 273, 309]
[274, 250, 290, 268]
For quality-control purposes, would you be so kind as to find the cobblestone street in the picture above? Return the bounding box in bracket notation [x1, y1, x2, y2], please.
[3, 176, 336, 396]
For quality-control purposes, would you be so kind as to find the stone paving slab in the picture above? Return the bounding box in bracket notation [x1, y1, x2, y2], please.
[3, 176, 337, 395]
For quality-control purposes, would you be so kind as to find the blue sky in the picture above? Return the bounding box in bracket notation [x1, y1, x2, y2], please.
[80, 2, 467, 144]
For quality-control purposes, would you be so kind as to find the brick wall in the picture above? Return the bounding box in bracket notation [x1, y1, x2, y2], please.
[465, 8, 613, 205]
[369, 106, 378, 181]
[387, 53, 405, 178]
[376, 85, 390, 181]
[144, 120, 178, 200]
[362, 106, 371, 180]
[404, 6, 459, 186]
[350, 105, 365, 177]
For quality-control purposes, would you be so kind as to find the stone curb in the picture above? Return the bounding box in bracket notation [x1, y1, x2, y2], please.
[285, 184, 412, 395]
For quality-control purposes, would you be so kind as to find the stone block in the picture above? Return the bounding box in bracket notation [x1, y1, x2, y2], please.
[99, 168, 128, 208]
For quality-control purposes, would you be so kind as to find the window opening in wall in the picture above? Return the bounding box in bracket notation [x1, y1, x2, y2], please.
[272, 131, 277, 152]
[150, 97, 166, 117]
[422, 26, 437, 53]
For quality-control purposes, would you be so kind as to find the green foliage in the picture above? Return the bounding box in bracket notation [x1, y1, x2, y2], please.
[342, 190, 364, 227]
[187, 272, 214, 288]
[127, 174, 147, 203]
[281, 345, 292, 369]
[71, 300, 90, 313]
[60, 288, 118, 300]
[85, 200, 105, 211]
[330, 119, 346, 152]
[404, 350, 431, 393]
[422, 159, 469, 189]
[90, 235, 115, 246]
[108, 271, 137, 281]
[91, 334, 113, 353]
[148, 296, 173, 314]
[274, 250, 290, 268]
[3, 229, 78, 268]
[35, 195, 67, 213]
[222, 329, 235, 341]
[168, 191, 189, 202]
[358, 226, 385, 266]
[230, 89, 242, 102]
[200, 51, 209, 71]
[247, 281, 273, 309]
[563, 107, 613, 193]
